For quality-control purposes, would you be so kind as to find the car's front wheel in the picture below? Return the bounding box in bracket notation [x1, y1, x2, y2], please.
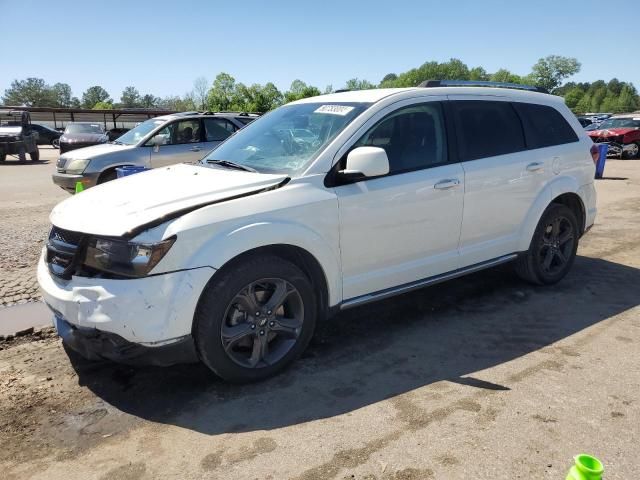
[194, 255, 317, 382]
[515, 203, 579, 285]
[51, 138, 60, 149]
[623, 142, 640, 159]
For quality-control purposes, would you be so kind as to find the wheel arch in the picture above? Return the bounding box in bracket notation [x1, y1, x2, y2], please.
[194, 243, 333, 328]
[517, 176, 586, 251]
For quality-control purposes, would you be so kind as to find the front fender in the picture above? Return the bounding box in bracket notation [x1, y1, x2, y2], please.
[86, 148, 151, 173]
[516, 175, 581, 252]
[185, 221, 342, 306]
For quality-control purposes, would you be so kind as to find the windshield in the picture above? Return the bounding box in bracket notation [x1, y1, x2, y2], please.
[114, 118, 166, 145]
[65, 123, 104, 134]
[597, 118, 640, 129]
[202, 102, 370, 175]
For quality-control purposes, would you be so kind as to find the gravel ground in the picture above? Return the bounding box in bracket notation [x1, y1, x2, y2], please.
[0, 147, 67, 307]
[0, 158, 639, 479]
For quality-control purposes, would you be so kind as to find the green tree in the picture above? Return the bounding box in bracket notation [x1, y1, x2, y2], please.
[2, 78, 55, 106]
[120, 86, 141, 108]
[380, 73, 398, 86]
[51, 83, 73, 107]
[235, 82, 283, 112]
[92, 101, 113, 110]
[530, 55, 581, 92]
[617, 85, 639, 113]
[469, 67, 489, 81]
[563, 87, 585, 112]
[140, 94, 160, 108]
[207, 73, 238, 111]
[82, 86, 111, 109]
[344, 78, 376, 90]
[283, 80, 321, 103]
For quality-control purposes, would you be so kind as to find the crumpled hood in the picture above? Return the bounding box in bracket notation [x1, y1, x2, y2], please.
[587, 127, 636, 137]
[60, 133, 108, 143]
[59, 142, 134, 159]
[50, 163, 288, 237]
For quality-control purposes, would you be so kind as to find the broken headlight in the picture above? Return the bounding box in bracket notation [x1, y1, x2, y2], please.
[83, 236, 176, 278]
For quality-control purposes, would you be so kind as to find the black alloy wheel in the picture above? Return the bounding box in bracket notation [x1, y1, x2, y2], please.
[194, 255, 317, 382]
[221, 278, 304, 368]
[515, 203, 579, 285]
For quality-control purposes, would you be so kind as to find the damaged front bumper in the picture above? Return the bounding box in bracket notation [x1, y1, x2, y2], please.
[53, 315, 198, 366]
[37, 252, 214, 365]
[595, 140, 636, 157]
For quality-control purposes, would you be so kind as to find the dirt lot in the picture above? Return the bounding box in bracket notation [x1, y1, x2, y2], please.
[1, 155, 639, 479]
[0, 147, 67, 306]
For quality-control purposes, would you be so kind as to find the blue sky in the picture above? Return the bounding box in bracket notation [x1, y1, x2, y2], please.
[2, 0, 638, 100]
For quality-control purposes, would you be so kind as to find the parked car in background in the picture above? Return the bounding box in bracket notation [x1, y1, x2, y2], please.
[0, 110, 39, 162]
[577, 116, 593, 128]
[31, 123, 63, 147]
[52, 112, 260, 193]
[587, 114, 640, 158]
[107, 127, 130, 141]
[59, 122, 109, 154]
[40, 82, 597, 381]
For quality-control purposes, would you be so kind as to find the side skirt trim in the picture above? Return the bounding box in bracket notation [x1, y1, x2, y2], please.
[340, 253, 518, 310]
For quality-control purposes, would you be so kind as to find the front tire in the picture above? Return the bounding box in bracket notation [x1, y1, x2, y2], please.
[52, 138, 60, 149]
[194, 255, 317, 382]
[515, 204, 579, 285]
[30, 149, 40, 161]
[623, 142, 640, 159]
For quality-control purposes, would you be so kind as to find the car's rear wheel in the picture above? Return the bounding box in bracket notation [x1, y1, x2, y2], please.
[194, 255, 316, 382]
[30, 149, 40, 161]
[515, 203, 579, 285]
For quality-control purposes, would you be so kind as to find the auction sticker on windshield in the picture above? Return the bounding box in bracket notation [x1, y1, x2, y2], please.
[314, 105, 355, 116]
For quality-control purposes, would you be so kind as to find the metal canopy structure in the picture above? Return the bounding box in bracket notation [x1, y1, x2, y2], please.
[1, 106, 179, 129]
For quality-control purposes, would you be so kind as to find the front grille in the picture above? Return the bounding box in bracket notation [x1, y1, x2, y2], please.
[46, 226, 85, 279]
[594, 135, 623, 144]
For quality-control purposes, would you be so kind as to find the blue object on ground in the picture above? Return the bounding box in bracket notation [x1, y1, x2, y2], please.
[116, 165, 149, 178]
[595, 144, 608, 179]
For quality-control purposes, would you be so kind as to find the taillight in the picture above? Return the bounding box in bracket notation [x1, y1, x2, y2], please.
[590, 144, 599, 164]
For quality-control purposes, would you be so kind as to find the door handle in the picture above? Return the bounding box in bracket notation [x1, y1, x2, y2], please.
[434, 179, 460, 190]
[189, 146, 202, 152]
[526, 162, 544, 172]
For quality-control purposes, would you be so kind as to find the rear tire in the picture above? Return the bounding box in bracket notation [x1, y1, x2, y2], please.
[194, 255, 317, 382]
[30, 149, 39, 161]
[515, 203, 579, 285]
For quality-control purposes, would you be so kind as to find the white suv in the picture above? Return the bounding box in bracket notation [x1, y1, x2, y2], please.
[38, 81, 597, 382]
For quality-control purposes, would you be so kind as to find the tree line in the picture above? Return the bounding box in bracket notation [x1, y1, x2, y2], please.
[3, 55, 638, 114]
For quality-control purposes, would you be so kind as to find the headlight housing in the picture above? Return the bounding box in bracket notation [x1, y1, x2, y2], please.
[83, 236, 176, 278]
[65, 158, 91, 174]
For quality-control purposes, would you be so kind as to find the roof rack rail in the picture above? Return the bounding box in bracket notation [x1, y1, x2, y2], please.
[419, 79, 548, 94]
[334, 89, 351, 93]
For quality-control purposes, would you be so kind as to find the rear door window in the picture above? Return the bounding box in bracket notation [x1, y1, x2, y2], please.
[513, 102, 579, 149]
[451, 101, 525, 161]
[204, 118, 236, 142]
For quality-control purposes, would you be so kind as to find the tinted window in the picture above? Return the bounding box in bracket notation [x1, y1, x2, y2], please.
[235, 117, 256, 125]
[354, 102, 448, 174]
[451, 101, 525, 161]
[514, 103, 578, 149]
[204, 118, 236, 141]
[148, 119, 200, 145]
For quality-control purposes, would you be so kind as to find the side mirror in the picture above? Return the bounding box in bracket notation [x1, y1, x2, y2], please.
[339, 146, 389, 180]
[151, 135, 164, 152]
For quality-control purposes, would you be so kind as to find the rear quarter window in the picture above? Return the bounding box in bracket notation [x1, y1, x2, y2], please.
[451, 100, 525, 161]
[513, 102, 578, 149]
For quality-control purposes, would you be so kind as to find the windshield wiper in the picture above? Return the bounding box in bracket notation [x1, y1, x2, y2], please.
[206, 159, 257, 173]
[110, 140, 124, 145]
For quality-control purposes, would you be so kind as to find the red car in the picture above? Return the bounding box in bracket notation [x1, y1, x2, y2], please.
[587, 114, 640, 158]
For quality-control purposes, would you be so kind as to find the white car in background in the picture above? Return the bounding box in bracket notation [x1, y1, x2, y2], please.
[38, 81, 597, 382]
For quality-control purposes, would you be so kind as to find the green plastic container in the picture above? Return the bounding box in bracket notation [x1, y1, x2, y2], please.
[566, 454, 604, 480]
